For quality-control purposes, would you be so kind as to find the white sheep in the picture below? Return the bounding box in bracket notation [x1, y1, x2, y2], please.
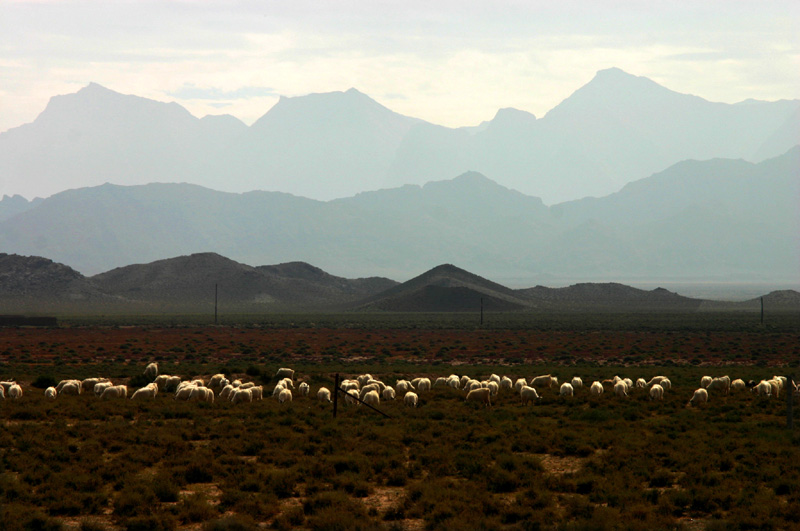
[100, 385, 127, 399]
[433, 377, 447, 388]
[359, 383, 381, 399]
[649, 384, 664, 400]
[688, 388, 708, 407]
[220, 384, 235, 400]
[487, 381, 500, 397]
[357, 374, 373, 388]
[345, 389, 359, 405]
[531, 374, 558, 388]
[660, 378, 672, 390]
[144, 362, 158, 380]
[459, 375, 471, 389]
[175, 385, 195, 401]
[417, 378, 432, 393]
[571, 376, 583, 389]
[753, 380, 773, 397]
[520, 386, 540, 405]
[731, 379, 746, 392]
[623, 378, 634, 390]
[382, 386, 396, 401]
[447, 375, 461, 389]
[59, 381, 82, 396]
[131, 385, 158, 400]
[646, 376, 668, 387]
[240, 382, 255, 390]
[279, 377, 294, 390]
[367, 379, 386, 392]
[635, 378, 647, 389]
[278, 388, 292, 404]
[560, 382, 574, 397]
[275, 368, 295, 380]
[249, 386, 262, 401]
[513, 378, 527, 393]
[500, 376, 514, 390]
[396, 380, 415, 394]
[94, 381, 113, 396]
[0, 385, 4, 399]
[466, 388, 492, 407]
[297, 382, 310, 397]
[165, 376, 182, 392]
[706, 376, 731, 395]
[153, 374, 171, 391]
[55, 379, 80, 393]
[232, 388, 253, 404]
[614, 381, 628, 398]
[81, 378, 108, 392]
[0, 380, 16, 392]
[363, 390, 380, 407]
[404, 391, 419, 407]
[590, 381, 604, 396]
[272, 383, 286, 397]
[489, 374, 501, 384]
[318, 387, 332, 403]
[8, 384, 23, 399]
[700, 376, 712, 388]
[44, 386, 57, 399]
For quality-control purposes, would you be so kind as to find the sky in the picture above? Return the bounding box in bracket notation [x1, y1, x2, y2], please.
[1, 0, 798, 134]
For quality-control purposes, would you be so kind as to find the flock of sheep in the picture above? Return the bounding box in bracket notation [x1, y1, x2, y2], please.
[1, 362, 795, 413]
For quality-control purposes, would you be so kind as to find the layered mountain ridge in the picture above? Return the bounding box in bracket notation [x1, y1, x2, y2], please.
[2, 68, 797, 203]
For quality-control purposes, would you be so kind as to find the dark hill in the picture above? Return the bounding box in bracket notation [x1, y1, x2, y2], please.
[355, 264, 534, 312]
[90, 253, 398, 311]
[518, 283, 703, 310]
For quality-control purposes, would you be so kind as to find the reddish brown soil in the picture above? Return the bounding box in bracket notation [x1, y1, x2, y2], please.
[1, 326, 797, 366]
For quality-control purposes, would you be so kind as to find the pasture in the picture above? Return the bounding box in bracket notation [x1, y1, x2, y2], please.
[1, 323, 799, 530]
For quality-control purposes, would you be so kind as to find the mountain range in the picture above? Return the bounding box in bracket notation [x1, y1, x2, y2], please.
[0, 146, 797, 285]
[3, 252, 797, 315]
[1, 68, 798, 204]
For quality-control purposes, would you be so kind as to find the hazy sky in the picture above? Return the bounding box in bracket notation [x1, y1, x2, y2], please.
[1, 0, 797, 133]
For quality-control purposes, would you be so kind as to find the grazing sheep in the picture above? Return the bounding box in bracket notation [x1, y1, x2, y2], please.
[248, 386, 262, 401]
[0, 386, 4, 399]
[688, 388, 708, 407]
[433, 377, 447, 388]
[44, 387, 57, 399]
[232, 388, 253, 404]
[272, 383, 286, 397]
[660, 378, 672, 391]
[81, 378, 108, 392]
[318, 387, 332, 403]
[278, 388, 292, 404]
[489, 374, 501, 385]
[649, 384, 664, 401]
[500, 376, 514, 391]
[94, 381, 113, 396]
[0, 381, 16, 392]
[623, 378, 634, 390]
[731, 379, 746, 391]
[753, 380, 773, 397]
[396, 380, 415, 394]
[220, 384, 235, 401]
[363, 390, 380, 407]
[520, 386, 540, 405]
[767, 378, 782, 398]
[560, 382, 574, 397]
[706, 376, 731, 395]
[144, 362, 158, 380]
[100, 385, 127, 400]
[571, 377, 583, 389]
[460, 375, 471, 389]
[298, 382, 310, 397]
[646, 376, 668, 387]
[417, 378, 432, 393]
[55, 379, 79, 393]
[165, 376, 182, 392]
[240, 382, 255, 390]
[513, 378, 527, 393]
[382, 387, 396, 401]
[359, 383, 381, 400]
[590, 381, 604, 396]
[466, 380, 482, 392]
[279, 378, 294, 390]
[700, 376, 712, 388]
[465, 388, 492, 407]
[231, 379, 242, 388]
[59, 381, 82, 396]
[487, 381, 500, 397]
[275, 368, 295, 381]
[404, 391, 419, 407]
[357, 374, 373, 388]
[131, 385, 158, 400]
[531, 374, 558, 389]
[367, 379, 386, 392]
[153, 374, 171, 391]
[345, 389, 359, 405]
[8, 384, 23, 399]
[636, 378, 647, 389]
[614, 381, 628, 398]
[175, 386, 196, 401]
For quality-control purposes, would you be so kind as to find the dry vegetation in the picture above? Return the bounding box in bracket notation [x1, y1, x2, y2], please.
[1, 322, 799, 530]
